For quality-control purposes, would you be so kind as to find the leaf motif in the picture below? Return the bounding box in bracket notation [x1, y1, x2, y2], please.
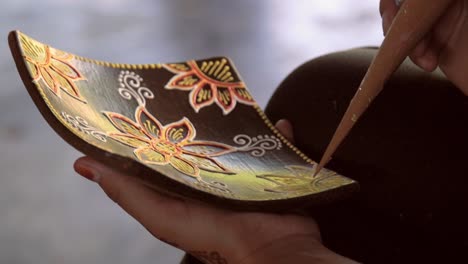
[49, 68, 83, 101]
[103, 111, 149, 139]
[135, 147, 168, 165]
[26, 61, 39, 80]
[181, 153, 233, 174]
[182, 141, 234, 157]
[20, 33, 47, 62]
[39, 67, 58, 94]
[50, 58, 81, 79]
[108, 133, 150, 149]
[170, 156, 199, 177]
[190, 83, 215, 112]
[165, 117, 195, 144]
[136, 107, 163, 139]
[232, 87, 255, 104]
[215, 87, 236, 114]
[163, 63, 191, 73]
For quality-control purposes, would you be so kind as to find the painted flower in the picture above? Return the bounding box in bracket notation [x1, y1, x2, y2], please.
[104, 106, 235, 178]
[257, 165, 354, 194]
[19, 33, 86, 102]
[163, 58, 256, 115]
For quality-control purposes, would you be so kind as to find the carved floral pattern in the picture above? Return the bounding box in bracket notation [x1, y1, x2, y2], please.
[163, 58, 256, 115]
[19, 33, 86, 102]
[104, 106, 235, 178]
[257, 165, 354, 194]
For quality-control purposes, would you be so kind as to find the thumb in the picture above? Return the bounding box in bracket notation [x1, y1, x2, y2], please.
[275, 119, 294, 143]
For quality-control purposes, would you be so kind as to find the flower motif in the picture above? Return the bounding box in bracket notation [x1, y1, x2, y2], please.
[103, 106, 235, 178]
[19, 33, 86, 102]
[257, 165, 355, 194]
[163, 58, 256, 115]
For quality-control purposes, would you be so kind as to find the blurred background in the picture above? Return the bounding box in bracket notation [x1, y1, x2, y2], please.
[0, 0, 382, 263]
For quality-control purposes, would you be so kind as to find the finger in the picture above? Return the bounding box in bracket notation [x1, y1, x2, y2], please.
[411, 44, 439, 72]
[380, 0, 399, 35]
[275, 119, 294, 143]
[410, 34, 431, 59]
[379, 0, 398, 16]
[410, 33, 439, 72]
[73, 156, 236, 253]
[380, 0, 436, 71]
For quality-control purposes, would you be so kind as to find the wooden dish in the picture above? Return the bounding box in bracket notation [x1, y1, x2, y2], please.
[9, 31, 358, 211]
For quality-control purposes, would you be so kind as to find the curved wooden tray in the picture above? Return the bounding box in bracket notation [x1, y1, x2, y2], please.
[9, 31, 358, 211]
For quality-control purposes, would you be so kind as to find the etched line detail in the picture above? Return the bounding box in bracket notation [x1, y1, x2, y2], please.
[117, 71, 154, 106]
[233, 134, 282, 157]
[61, 112, 107, 142]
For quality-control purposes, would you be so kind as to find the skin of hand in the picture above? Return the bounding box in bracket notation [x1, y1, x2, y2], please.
[74, 119, 357, 264]
[380, 0, 468, 95]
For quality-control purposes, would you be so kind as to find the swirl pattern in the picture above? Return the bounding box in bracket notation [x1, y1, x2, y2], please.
[117, 71, 154, 106]
[233, 134, 282, 157]
[61, 112, 107, 142]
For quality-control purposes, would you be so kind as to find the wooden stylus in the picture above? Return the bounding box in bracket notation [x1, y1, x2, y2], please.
[315, 0, 455, 176]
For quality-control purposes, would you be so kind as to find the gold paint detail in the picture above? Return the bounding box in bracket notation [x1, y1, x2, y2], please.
[179, 75, 199, 86]
[15, 32, 354, 200]
[18, 32, 87, 103]
[194, 180, 233, 196]
[163, 58, 256, 115]
[104, 106, 236, 179]
[257, 165, 355, 194]
[74, 55, 162, 69]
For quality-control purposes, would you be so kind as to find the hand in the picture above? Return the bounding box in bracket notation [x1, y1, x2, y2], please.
[74, 119, 356, 264]
[380, 0, 468, 95]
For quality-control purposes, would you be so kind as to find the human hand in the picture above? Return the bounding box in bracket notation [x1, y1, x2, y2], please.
[74, 119, 356, 264]
[380, 0, 468, 95]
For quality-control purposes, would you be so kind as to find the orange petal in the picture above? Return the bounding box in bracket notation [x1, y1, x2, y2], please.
[108, 133, 150, 148]
[165, 117, 196, 144]
[135, 106, 163, 139]
[232, 87, 255, 105]
[50, 58, 81, 79]
[20, 34, 48, 63]
[189, 83, 215, 112]
[180, 153, 233, 174]
[40, 67, 59, 95]
[166, 72, 201, 90]
[215, 87, 236, 114]
[163, 63, 191, 73]
[135, 147, 168, 165]
[103, 111, 149, 139]
[170, 156, 199, 177]
[49, 67, 84, 102]
[182, 141, 234, 157]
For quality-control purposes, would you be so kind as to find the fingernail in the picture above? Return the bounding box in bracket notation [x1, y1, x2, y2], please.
[74, 159, 101, 183]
